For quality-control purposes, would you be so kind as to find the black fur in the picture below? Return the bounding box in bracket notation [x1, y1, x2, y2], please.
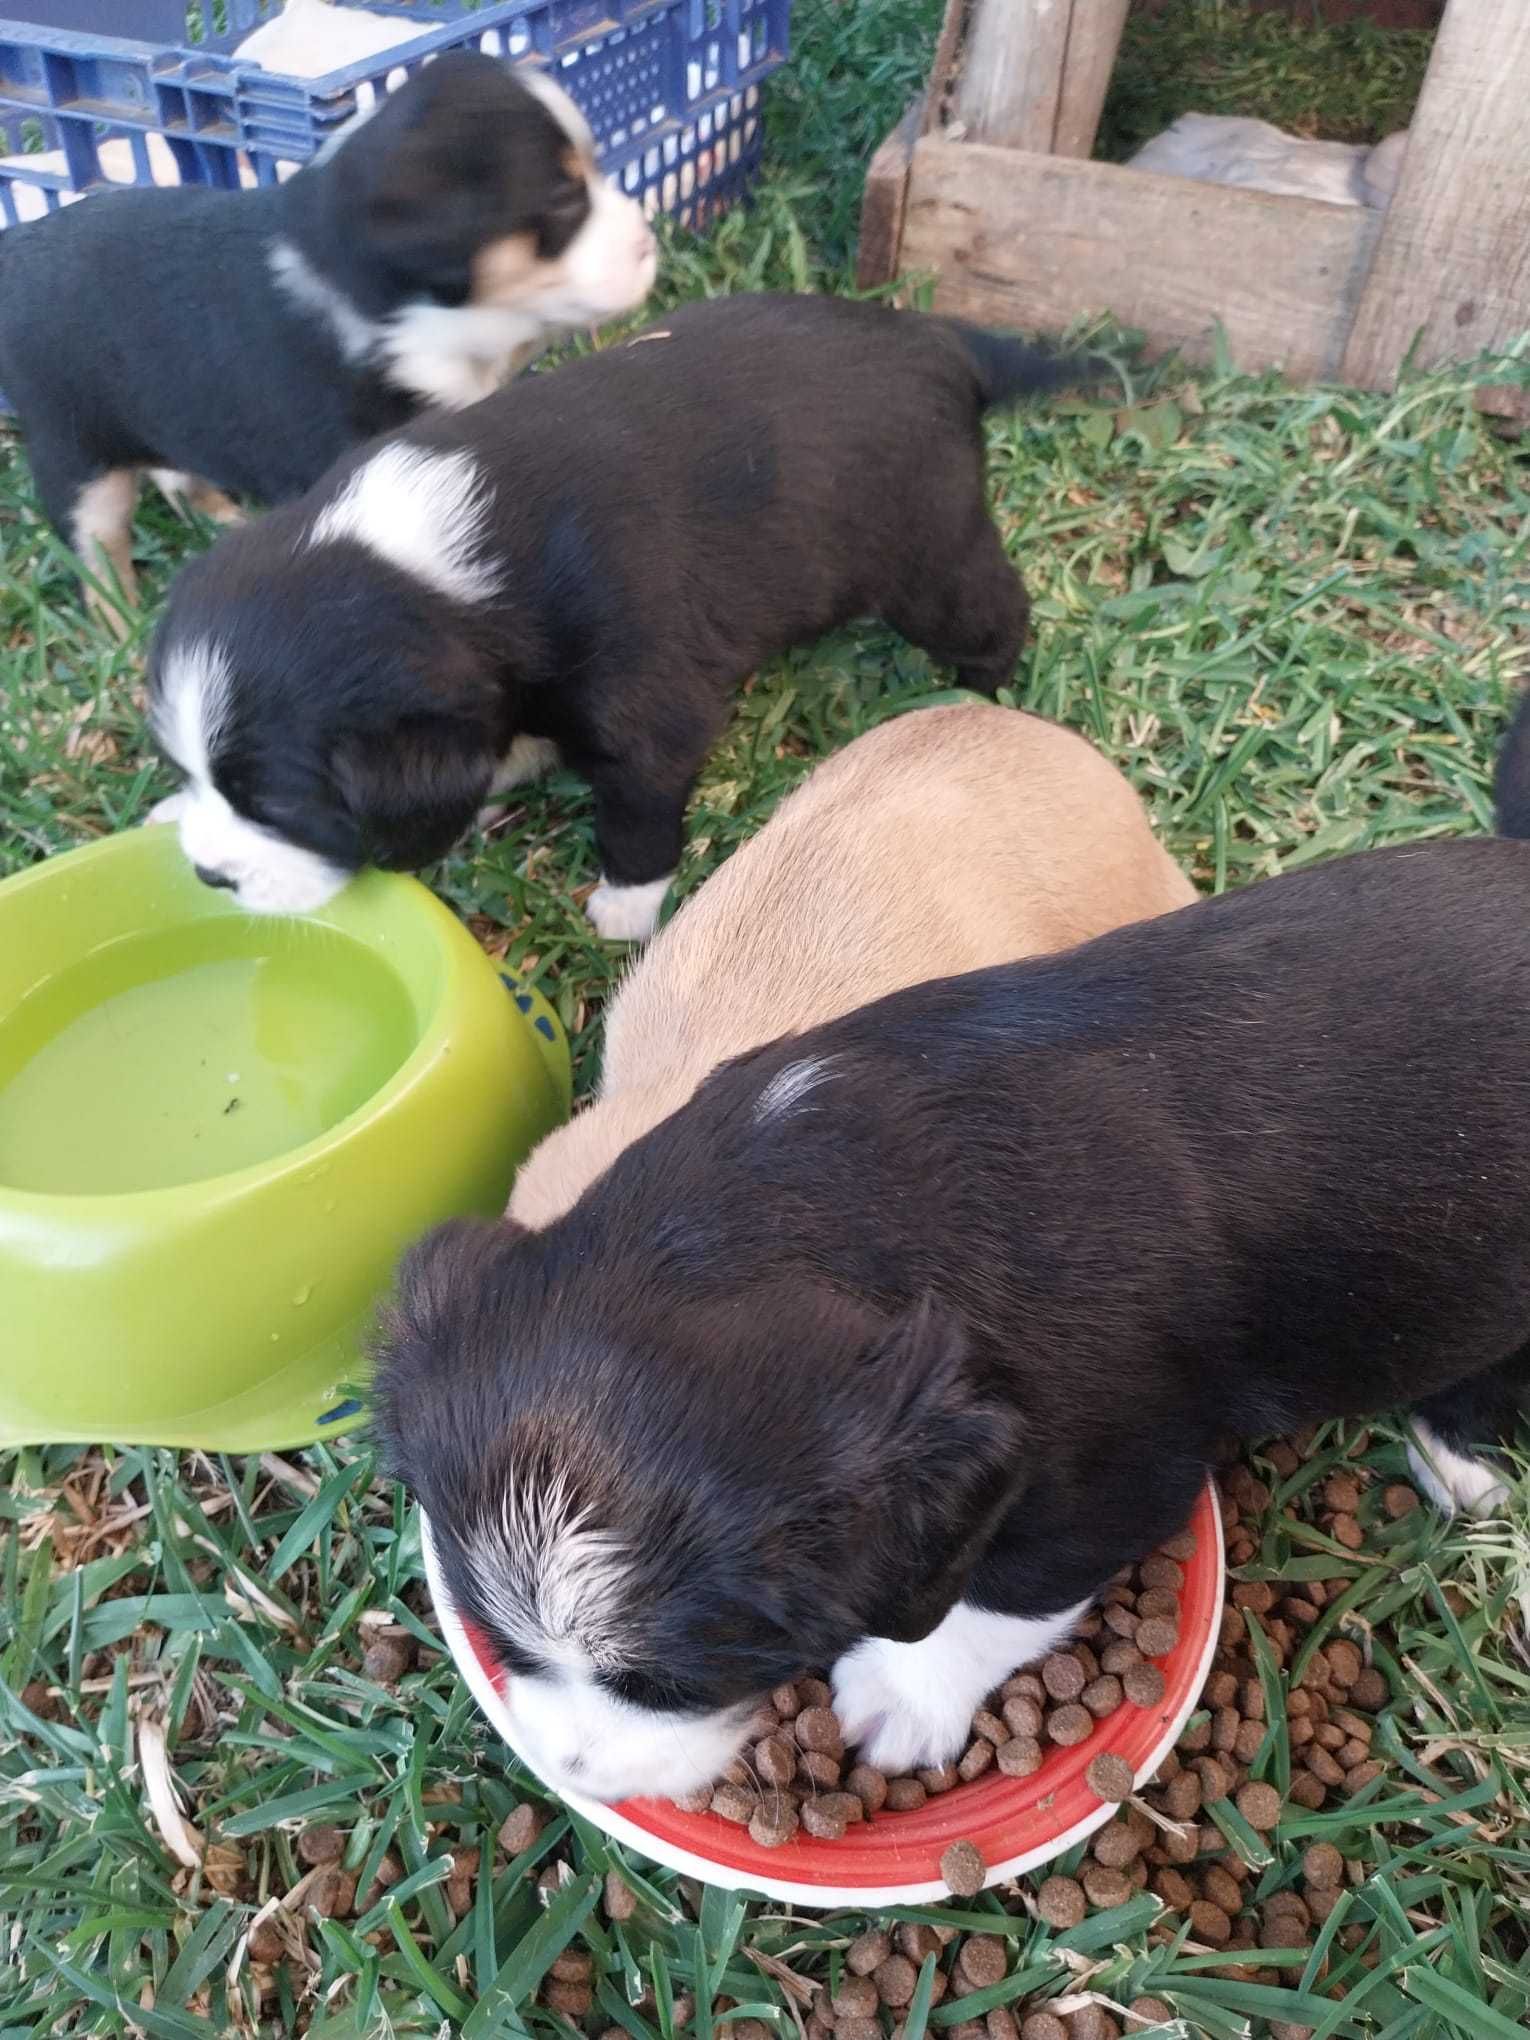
[374, 827, 1530, 1714]
[150, 293, 1088, 895]
[0, 54, 600, 535]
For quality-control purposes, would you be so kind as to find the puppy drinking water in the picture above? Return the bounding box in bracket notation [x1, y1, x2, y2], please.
[146, 294, 1093, 929]
[510, 703, 1195, 1229]
[374, 707, 1530, 1805]
[376, 701, 1195, 1800]
[0, 52, 655, 616]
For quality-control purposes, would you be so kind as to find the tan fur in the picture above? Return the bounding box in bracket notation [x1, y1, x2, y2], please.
[71, 469, 140, 637]
[510, 704, 1196, 1228]
[470, 231, 541, 306]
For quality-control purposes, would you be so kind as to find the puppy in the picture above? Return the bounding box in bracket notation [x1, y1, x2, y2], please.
[145, 293, 1091, 929]
[373, 718, 1530, 1804]
[0, 52, 655, 616]
[376, 699, 1193, 1800]
[510, 703, 1195, 1230]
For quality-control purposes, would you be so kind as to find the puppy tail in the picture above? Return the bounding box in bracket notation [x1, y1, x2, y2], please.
[951, 323, 1107, 411]
[1494, 688, 1530, 839]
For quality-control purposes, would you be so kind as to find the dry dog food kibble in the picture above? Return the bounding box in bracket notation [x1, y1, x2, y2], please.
[1036, 1875, 1087, 1930]
[666, 1533, 1193, 1848]
[1084, 1752, 1135, 1802]
[519, 1444, 1412, 2040]
[940, 1839, 987, 1898]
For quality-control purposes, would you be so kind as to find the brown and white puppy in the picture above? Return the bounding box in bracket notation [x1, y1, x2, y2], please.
[0, 51, 655, 620]
[510, 703, 1196, 1233]
[374, 703, 1194, 1803]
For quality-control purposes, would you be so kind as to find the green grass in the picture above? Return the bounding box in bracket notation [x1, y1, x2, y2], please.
[4, 1, 1530, 2033]
[1097, 1, 1434, 158]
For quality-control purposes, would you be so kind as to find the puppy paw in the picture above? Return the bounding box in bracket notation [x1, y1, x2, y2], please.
[144, 791, 190, 827]
[492, 735, 562, 796]
[833, 1598, 1090, 1775]
[831, 1634, 977, 1775]
[586, 874, 672, 944]
[1408, 1424, 1510, 1519]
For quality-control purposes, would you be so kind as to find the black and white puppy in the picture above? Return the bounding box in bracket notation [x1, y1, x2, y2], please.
[144, 293, 1081, 933]
[371, 738, 1530, 1804]
[0, 51, 655, 612]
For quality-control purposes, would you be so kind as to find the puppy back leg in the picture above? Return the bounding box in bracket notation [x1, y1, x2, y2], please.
[884, 520, 1030, 697]
[149, 470, 247, 528]
[69, 469, 141, 638]
[1407, 1346, 1529, 1518]
[28, 440, 139, 637]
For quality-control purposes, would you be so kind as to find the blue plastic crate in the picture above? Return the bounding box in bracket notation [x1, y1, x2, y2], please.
[0, 0, 789, 230]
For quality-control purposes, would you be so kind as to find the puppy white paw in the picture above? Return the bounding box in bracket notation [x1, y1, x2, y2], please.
[1408, 1424, 1510, 1519]
[145, 791, 190, 827]
[492, 734, 562, 796]
[832, 1598, 1090, 1776]
[586, 873, 672, 943]
[831, 1633, 978, 1775]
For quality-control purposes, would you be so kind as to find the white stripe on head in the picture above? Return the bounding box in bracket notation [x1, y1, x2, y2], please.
[148, 635, 349, 914]
[441, 1490, 753, 1805]
[152, 636, 233, 783]
[467, 1468, 633, 1677]
[307, 443, 501, 605]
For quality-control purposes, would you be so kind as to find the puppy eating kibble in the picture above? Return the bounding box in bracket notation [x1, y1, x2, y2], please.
[373, 700, 1530, 1805]
[144, 294, 1096, 930]
[509, 703, 1195, 1230]
[377, 701, 1195, 1802]
[0, 52, 655, 620]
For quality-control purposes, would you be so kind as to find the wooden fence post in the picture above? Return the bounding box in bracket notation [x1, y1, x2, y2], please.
[1341, 0, 1530, 386]
[953, 0, 1128, 159]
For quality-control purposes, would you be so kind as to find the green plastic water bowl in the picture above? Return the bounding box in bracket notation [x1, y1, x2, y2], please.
[0, 827, 570, 1452]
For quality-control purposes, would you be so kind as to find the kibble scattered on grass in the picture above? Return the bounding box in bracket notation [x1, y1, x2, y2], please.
[1036, 1874, 1087, 1930]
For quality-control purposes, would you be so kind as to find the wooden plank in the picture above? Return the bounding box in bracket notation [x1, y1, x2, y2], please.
[1342, 0, 1530, 385]
[1053, 0, 1130, 158]
[921, 0, 971, 137]
[952, 0, 1070, 152]
[900, 139, 1385, 382]
[856, 98, 923, 290]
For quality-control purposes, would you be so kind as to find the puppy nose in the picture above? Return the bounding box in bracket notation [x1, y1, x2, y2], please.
[193, 864, 237, 891]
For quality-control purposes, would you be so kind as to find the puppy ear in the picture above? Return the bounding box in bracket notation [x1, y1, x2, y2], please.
[369, 1217, 523, 1484]
[362, 185, 478, 304]
[333, 712, 496, 871]
[840, 1299, 1025, 1644]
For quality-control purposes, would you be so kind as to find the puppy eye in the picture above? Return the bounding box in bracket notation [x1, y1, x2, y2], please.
[604, 1667, 700, 1713]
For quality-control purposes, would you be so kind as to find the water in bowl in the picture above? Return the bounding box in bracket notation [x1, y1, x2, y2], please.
[0, 916, 417, 1195]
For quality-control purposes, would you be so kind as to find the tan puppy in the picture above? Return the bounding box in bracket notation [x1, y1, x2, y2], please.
[510, 703, 1195, 1227]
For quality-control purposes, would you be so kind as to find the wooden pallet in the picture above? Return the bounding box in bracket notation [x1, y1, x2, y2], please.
[859, 0, 1529, 395]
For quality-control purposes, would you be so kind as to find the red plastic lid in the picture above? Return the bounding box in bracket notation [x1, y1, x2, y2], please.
[423, 1480, 1223, 1907]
